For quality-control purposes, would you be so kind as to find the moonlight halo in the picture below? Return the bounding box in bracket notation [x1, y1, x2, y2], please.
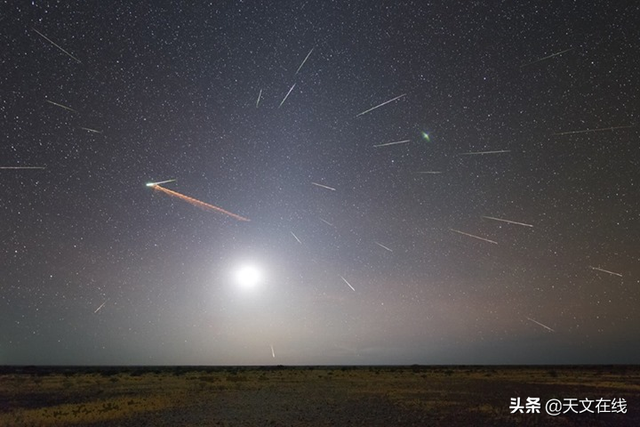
[234, 264, 263, 290]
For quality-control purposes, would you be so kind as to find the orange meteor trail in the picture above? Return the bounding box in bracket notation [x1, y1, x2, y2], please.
[152, 185, 250, 222]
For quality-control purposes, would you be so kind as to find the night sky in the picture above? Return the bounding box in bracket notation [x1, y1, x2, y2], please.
[2, 1, 639, 366]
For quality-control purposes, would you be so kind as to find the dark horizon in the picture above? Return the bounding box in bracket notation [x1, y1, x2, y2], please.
[3, 364, 638, 369]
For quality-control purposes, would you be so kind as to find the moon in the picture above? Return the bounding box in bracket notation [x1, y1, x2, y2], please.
[234, 264, 263, 290]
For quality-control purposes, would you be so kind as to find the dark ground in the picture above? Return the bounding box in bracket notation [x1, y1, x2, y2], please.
[1, 365, 638, 426]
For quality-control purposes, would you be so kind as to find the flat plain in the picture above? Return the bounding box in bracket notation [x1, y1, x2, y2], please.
[1, 365, 638, 426]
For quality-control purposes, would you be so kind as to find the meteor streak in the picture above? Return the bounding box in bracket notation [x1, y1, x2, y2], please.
[589, 266, 623, 277]
[373, 139, 410, 148]
[94, 300, 108, 314]
[151, 185, 250, 221]
[33, 28, 82, 64]
[460, 150, 511, 156]
[295, 48, 314, 75]
[256, 89, 262, 108]
[339, 275, 356, 292]
[146, 179, 177, 187]
[554, 125, 635, 136]
[270, 344, 276, 358]
[1, 166, 46, 170]
[290, 231, 302, 244]
[449, 228, 498, 245]
[80, 127, 102, 133]
[45, 99, 78, 113]
[311, 182, 336, 191]
[520, 48, 573, 68]
[278, 83, 296, 108]
[415, 171, 442, 174]
[356, 94, 406, 117]
[319, 218, 334, 227]
[526, 317, 555, 332]
[482, 216, 533, 228]
[374, 242, 393, 252]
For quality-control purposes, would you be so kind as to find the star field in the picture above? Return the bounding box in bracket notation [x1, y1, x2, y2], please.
[1, 1, 639, 365]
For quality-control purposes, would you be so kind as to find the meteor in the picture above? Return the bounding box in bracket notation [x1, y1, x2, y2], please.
[45, 99, 78, 113]
[146, 179, 177, 187]
[554, 125, 635, 136]
[94, 300, 108, 314]
[32, 28, 82, 64]
[459, 150, 511, 156]
[290, 231, 302, 244]
[311, 182, 336, 191]
[589, 266, 622, 278]
[278, 83, 296, 108]
[526, 317, 555, 332]
[373, 139, 410, 148]
[449, 228, 498, 245]
[151, 185, 250, 221]
[482, 216, 533, 228]
[80, 127, 102, 133]
[1, 166, 46, 170]
[374, 241, 393, 252]
[256, 89, 262, 108]
[356, 93, 406, 117]
[319, 218, 334, 227]
[295, 48, 314, 75]
[520, 48, 573, 68]
[339, 275, 356, 292]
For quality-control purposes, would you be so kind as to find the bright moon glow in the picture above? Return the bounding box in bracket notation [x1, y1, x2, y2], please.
[234, 265, 262, 289]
